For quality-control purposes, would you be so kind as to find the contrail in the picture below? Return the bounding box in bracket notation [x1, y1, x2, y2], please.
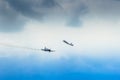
[0, 43, 41, 51]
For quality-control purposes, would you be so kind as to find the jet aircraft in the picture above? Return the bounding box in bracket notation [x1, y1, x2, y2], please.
[41, 47, 55, 52]
[63, 40, 74, 46]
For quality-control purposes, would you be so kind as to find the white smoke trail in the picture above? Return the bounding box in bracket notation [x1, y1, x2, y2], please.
[0, 43, 41, 51]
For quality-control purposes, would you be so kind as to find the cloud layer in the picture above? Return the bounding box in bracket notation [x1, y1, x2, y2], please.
[0, 0, 87, 32]
[0, 0, 120, 32]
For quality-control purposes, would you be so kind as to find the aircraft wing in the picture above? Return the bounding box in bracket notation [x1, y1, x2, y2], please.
[63, 40, 69, 44]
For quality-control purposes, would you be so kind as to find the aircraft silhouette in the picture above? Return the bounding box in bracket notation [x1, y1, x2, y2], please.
[63, 40, 74, 46]
[41, 47, 55, 52]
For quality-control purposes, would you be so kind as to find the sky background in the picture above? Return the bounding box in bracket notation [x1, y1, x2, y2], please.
[0, 0, 120, 80]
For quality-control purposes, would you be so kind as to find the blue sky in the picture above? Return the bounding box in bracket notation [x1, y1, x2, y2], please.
[0, 0, 120, 80]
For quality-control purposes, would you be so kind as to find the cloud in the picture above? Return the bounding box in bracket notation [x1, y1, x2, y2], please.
[0, 0, 88, 32]
[0, 0, 120, 32]
[0, 0, 26, 32]
[5, 0, 59, 19]
[86, 0, 120, 19]
[65, 1, 88, 27]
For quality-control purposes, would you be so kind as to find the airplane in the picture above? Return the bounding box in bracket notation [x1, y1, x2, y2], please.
[63, 40, 74, 46]
[41, 47, 55, 52]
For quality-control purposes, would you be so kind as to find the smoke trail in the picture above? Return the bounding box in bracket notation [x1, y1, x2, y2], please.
[0, 43, 41, 51]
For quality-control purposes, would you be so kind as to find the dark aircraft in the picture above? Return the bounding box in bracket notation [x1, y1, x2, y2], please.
[41, 47, 55, 52]
[63, 40, 74, 46]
